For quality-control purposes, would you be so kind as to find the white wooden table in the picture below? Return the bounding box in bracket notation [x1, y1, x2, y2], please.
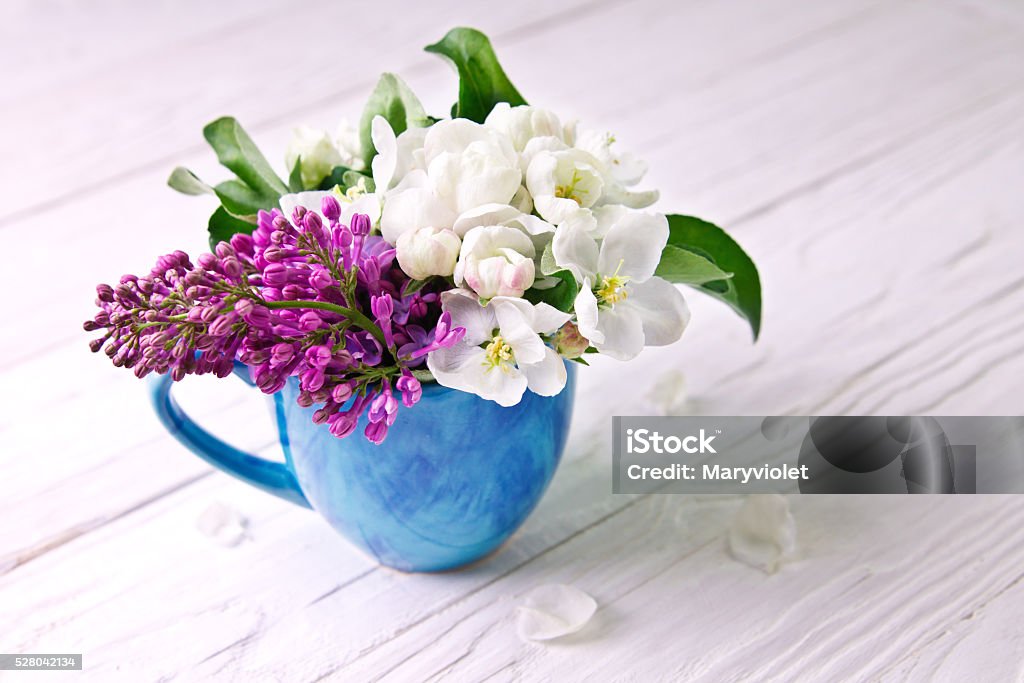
[3, 0, 1024, 680]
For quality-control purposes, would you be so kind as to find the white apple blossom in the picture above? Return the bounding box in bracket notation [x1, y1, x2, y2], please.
[395, 226, 461, 280]
[484, 103, 566, 153]
[380, 119, 521, 243]
[284, 125, 343, 190]
[553, 210, 690, 360]
[526, 149, 605, 224]
[455, 225, 536, 299]
[574, 129, 658, 209]
[334, 118, 365, 171]
[427, 290, 571, 406]
[280, 116, 424, 228]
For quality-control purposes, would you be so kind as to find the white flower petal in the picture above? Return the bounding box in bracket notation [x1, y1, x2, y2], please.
[370, 115, 398, 192]
[520, 136, 570, 174]
[428, 344, 527, 407]
[601, 184, 659, 209]
[552, 212, 599, 281]
[379, 187, 457, 244]
[530, 302, 573, 335]
[493, 299, 546, 365]
[451, 203, 522, 237]
[284, 126, 342, 189]
[196, 502, 250, 547]
[339, 193, 382, 227]
[279, 191, 329, 220]
[428, 150, 521, 215]
[598, 211, 669, 282]
[624, 277, 690, 346]
[333, 118, 365, 171]
[522, 347, 568, 397]
[728, 495, 797, 575]
[485, 103, 565, 152]
[525, 151, 558, 199]
[490, 297, 571, 337]
[594, 304, 645, 361]
[516, 584, 597, 642]
[574, 280, 602, 344]
[439, 289, 497, 345]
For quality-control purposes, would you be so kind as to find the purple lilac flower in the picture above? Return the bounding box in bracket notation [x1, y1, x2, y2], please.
[85, 208, 463, 444]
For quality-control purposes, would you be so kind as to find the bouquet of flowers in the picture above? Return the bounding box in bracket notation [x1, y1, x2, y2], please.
[84, 27, 761, 445]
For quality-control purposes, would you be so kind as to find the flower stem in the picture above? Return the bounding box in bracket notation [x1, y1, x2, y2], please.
[265, 300, 386, 346]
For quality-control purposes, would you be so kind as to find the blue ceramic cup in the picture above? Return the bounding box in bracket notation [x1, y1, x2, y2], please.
[150, 364, 576, 572]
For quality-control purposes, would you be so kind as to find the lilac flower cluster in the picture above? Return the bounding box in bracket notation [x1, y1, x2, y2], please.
[84, 198, 465, 443]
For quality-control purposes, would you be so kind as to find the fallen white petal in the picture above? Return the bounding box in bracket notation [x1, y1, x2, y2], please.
[728, 495, 797, 574]
[516, 584, 597, 641]
[646, 369, 689, 416]
[196, 502, 251, 547]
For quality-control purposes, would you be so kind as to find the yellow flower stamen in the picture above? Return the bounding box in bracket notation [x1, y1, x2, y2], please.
[483, 334, 515, 371]
[554, 169, 588, 206]
[596, 260, 630, 306]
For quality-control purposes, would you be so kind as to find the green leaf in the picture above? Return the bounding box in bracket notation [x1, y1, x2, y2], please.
[359, 73, 429, 165]
[524, 270, 578, 313]
[424, 27, 527, 123]
[539, 242, 560, 276]
[655, 244, 734, 285]
[288, 157, 305, 193]
[404, 276, 436, 296]
[208, 206, 256, 250]
[317, 166, 376, 194]
[202, 117, 288, 198]
[167, 167, 214, 196]
[664, 214, 762, 339]
[213, 179, 273, 221]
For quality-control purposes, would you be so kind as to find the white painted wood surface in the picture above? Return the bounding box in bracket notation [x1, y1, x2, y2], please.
[2, 0, 1023, 680]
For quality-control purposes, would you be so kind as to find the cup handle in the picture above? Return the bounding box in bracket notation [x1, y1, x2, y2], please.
[149, 363, 311, 508]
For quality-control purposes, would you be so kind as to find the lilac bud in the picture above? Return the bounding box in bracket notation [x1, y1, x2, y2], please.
[215, 242, 236, 259]
[298, 311, 323, 332]
[296, 392, 315, 408]
[221, 257, 243, 279]
[309, 268, 334, 291]
[305, 345, 332, 369]
[198, 305, 220, 323]
[263, 263, 288, 288]
[300, 367, 326, 392]
[96, 283, 114, 302]
[208, 312, 238, 337]
[364, 420, 388, 444]
[303, 211, 322, 233]
[271, 343, 296, 366]
[321, 195, 341, 222]
[334, 227, 353, 249]
[230, 233, 255, 256]
[350, 213, 371, 237]
[328, 412, 359, 438]
[331, 383, 353, 403]
[242, 304, 271, 328]
[198, 253, 217, 270]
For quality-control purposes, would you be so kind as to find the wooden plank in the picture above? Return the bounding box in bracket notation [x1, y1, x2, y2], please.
[2, 0, 1024, 678]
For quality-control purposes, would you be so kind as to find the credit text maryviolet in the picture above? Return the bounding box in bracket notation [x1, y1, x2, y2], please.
[624, 428, 809, 484]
